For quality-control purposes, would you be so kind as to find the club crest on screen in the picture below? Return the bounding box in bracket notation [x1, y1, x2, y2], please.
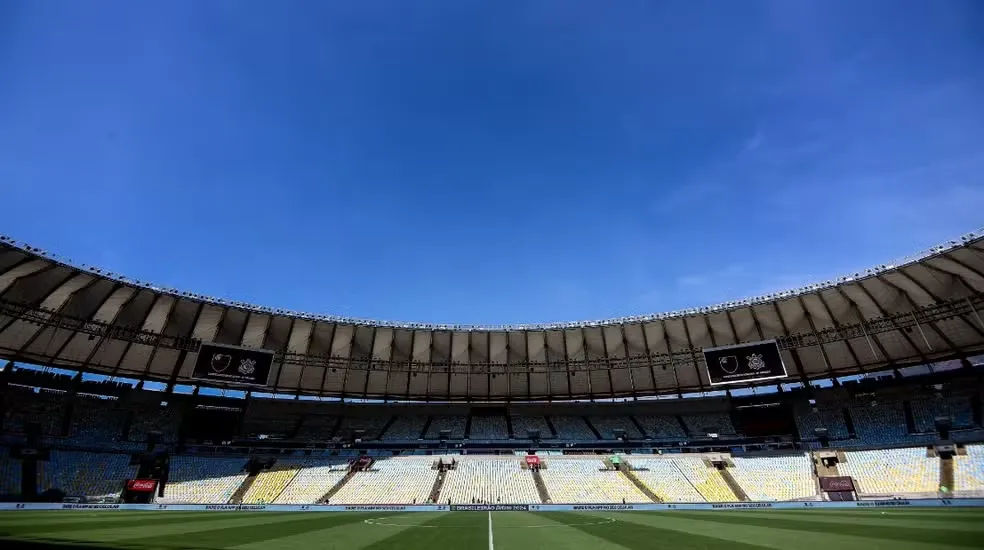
[210, 353, 232, 373]
[747, 353, 765, 371]
[238, 358, 256, 375]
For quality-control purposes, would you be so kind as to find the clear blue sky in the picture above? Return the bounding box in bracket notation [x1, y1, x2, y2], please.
[1, 0, 982, 326]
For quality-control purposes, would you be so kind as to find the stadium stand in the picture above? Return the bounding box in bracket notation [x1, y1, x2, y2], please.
[469, 416, 509, 440]
[510, 415, 552, 439]
[39, 450, 137, 501]
[335, 414, 392, 440]
[626, 458, 704, 502]
[66, 396, 126, 447]
[539, 459, 648, 503]
[635, 416, 687, 440]
[330, 457, 436, 504]
[728, 454, 817, 501]
[911, 393, 974, 432]
[839, 448, 939, 496]
[273, 461, 348, 504]
[952, 445, 984, 496]
[241, 462, 304, 504]
[0, 446, 23, 496]
[680, 413, 736, 437]
[439, 459, 540, 504]
[425, 416, 466, 439]
[673, 456, 737, 502]
[128, 405, 181, 444]
[295, 415, 338, 440]
[380, 415, 427, 440]
[589, 416, 642, 439]
[156, 456, 249, 504]
[550, 416, 596, 440]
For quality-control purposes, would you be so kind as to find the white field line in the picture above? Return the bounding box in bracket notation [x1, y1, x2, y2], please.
[488, 510, 495, 550]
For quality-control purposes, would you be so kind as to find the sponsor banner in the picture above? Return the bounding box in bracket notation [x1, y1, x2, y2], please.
[3, 500, 984, 513]
[62, 504, 121, 510]
[192, 342, 274, 387]
[571, 505, 636, 511]
[711, 503, 773, 509]
[126, 479, 158, 492]
[526, 456, 540, 466]
[703, 340, 787, 385]
[450, 505, 530, 512]
[856, 500, 911, 507]
[820, 476, 856, 492]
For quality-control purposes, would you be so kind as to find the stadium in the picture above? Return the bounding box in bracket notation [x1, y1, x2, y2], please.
[1, 230, 984, 550]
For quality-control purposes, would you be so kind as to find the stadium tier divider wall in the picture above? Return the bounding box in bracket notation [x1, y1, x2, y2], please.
[3, 499, 984, 512]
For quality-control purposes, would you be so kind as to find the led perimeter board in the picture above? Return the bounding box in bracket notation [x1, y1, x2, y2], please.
[702, 339, 787, 386]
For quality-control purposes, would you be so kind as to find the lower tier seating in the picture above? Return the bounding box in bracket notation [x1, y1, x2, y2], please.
[728, 454, 816, 501]
[627, 458, 704, 502]
[274, 461, 348, 504]
[953, 445, 984, 495]
[539, 459, 648, 503]
[839, 448, 938, 495]
[330, 457, 436, 504]
[440, 459, 540, 504]
[39, 451, 137, 500]
[156, 456, 249, 504]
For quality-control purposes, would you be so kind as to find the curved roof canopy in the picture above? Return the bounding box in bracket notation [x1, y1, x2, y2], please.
[1, 231, 983, 401]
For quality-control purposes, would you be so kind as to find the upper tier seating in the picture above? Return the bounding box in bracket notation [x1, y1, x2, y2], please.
[910, 394, 974, 432]
[156, 456, 249, 504]
[510, 416, 553, 439]
[440, 459, 540, 504]
[839, 448, 938, 495]
[728, 454, 816, 501]
[794, 403, 850, 440]
[635, 416, 687, 440]
[3, 387, 64, 437]
[539, 459, 648, 503]
[425, 416, 466, 439]
[680, 413, 736, 437]
[626, 458, 704, 502]
[380, 416, 427, 440]
[589, 416, 642, 439]
[330, 457, 436, 504]
[335, 415, 392, 440]
[274, 461, 349, 504]
[469, 416, 509, 440]
[66, 396, 126, 447]
[673, 457, 736, 502]
[128, 405, 181, 444]
[39, 450, 138, 500]
[953, 445, 984, 496]
[550, 416, 596, 440]
[295, 415, 338, 440]
[843, 400, 913, 446]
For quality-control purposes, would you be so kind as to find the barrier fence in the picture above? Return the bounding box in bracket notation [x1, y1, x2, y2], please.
[2, 499, 984, 512]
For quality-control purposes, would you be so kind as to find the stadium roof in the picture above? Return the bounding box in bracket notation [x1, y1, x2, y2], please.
[1, 230, 983, 401]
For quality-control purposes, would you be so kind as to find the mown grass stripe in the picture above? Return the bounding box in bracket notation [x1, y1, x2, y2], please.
[725, 511, 984, 531]
[664, 511, 981, 548]
[111, 513, 378, 549]
[0, 512, 289, 537]
[535, 511, 775, 550]
[357, 513, 486, 550]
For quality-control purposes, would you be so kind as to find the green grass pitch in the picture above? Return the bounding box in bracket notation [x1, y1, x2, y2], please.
[1, 508, 982, 550]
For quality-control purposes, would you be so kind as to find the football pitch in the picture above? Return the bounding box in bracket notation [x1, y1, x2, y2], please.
[1, 508, 982, 550]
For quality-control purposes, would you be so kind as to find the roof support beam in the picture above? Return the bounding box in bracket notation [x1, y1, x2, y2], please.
[769, 302, 809, 382]
[680, 320, 705, 394]
[814, 293, 864, 371]
[795, 296, 835, 377]
[856, 282, 930, 367]
[833, 286, 891, 366]
[619, 324, 637, 399]
[166, 301, 204, 393]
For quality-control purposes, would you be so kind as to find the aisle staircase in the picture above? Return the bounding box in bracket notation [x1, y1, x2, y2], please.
[618, 461, 661, 503]
[228, 473, 258, 504]
[320, 470, 356, 503]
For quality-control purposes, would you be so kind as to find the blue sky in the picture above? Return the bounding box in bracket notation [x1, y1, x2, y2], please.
[1, 0, 982, 326]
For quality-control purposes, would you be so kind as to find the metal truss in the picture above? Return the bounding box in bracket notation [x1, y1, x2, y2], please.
[3, 292, 982, 376]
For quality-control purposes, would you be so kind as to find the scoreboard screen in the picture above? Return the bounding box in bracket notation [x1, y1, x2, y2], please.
[702, 339, 787, 385]
[192, 342, 275, 386]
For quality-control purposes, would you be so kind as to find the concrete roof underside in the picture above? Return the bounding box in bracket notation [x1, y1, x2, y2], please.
[1, 233, 984, 401]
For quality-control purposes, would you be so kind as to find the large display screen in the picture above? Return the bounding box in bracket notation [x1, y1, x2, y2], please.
[702, 340, 787, 385]
[192, 342, 274, 386]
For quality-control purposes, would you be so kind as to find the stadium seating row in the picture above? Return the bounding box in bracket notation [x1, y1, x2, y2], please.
[3, 447, 984, 503]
